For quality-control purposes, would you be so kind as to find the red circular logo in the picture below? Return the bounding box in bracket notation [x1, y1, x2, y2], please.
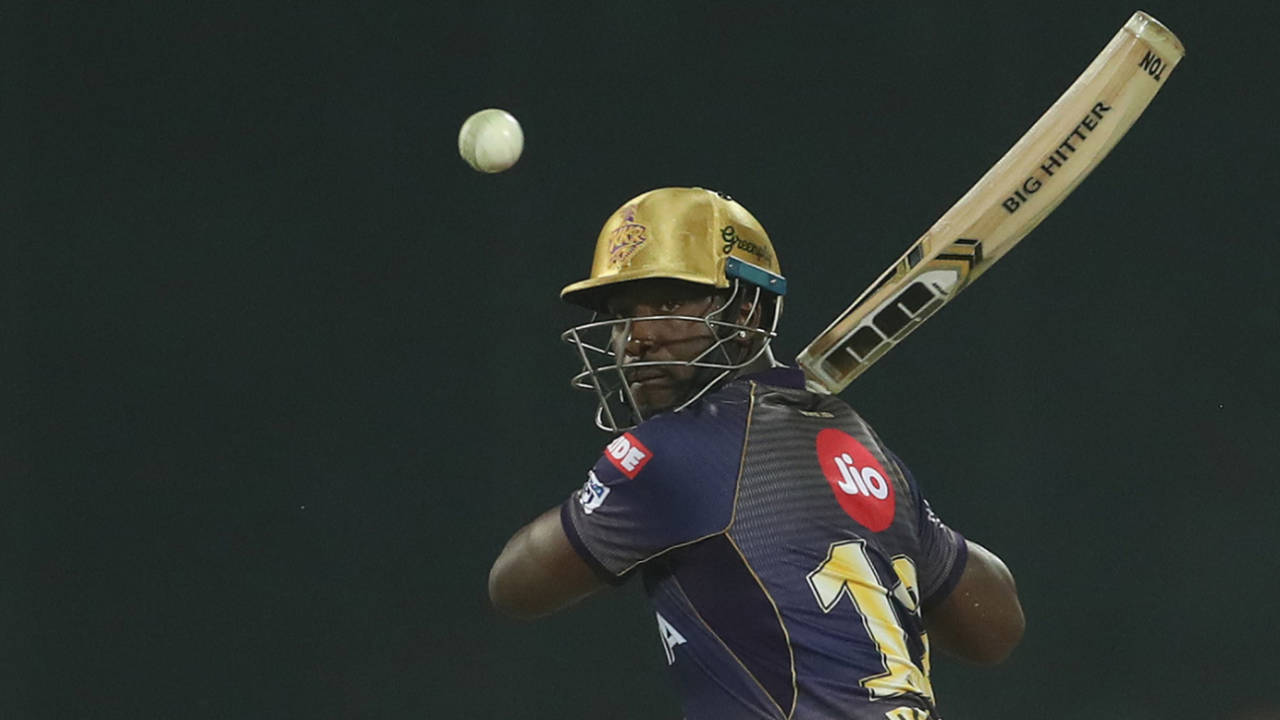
[815, 429, 896, 532]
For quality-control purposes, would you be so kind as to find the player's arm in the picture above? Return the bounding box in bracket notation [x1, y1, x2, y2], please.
[922, 539, 1024, 665]
[488, 507, 608, 620]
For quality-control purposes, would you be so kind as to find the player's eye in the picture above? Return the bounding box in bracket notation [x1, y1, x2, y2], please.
[658, 299, 682, 313]
[599, 305, 627, 321]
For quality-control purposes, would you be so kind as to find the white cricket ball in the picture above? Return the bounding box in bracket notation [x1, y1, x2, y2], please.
[457, 108, 524, 173]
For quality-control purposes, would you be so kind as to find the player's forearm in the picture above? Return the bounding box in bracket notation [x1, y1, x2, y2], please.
[924, 540, 1025, 665]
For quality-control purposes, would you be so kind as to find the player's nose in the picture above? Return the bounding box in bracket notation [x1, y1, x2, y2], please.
[611, 315, 662, 357]
[624, 320, 657, 357]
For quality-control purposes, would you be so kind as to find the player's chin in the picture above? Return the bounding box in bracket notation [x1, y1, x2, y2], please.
[630, 380, 688, 416]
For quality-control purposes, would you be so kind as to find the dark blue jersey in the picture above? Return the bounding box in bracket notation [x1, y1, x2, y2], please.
[562, 367, 967, 720]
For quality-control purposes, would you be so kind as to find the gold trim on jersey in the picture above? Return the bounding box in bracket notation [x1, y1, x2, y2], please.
[667, 574, 789, 720]
[723, 533, 798, 720]
[884, 707, 931, 720]
[726, 387, 756, 534]
[724, 386, 799, 717]
[610, 390, 757, 578]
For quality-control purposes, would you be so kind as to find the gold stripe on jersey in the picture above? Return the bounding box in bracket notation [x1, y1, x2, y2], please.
[730, 382, 799, 718]
[668, 573, 790, 720]
[724, 532, 798, 720]
[610, 391, 758, 577]
[884, 707, 931, 720]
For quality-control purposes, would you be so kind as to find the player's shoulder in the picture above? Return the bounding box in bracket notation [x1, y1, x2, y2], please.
[624, 397, 748, 470]
[704, 364, 815, 412]
[589, 374, 765, 487]
[732, 365, 863, 422]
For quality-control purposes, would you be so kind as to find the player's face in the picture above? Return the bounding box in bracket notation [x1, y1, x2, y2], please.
[605, 280, 725, 414]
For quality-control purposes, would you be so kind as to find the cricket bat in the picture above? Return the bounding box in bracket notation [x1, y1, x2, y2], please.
[797, 11, 1184, 394]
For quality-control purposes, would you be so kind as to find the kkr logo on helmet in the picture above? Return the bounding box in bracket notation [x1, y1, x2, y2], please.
[607, 204, 648, 268]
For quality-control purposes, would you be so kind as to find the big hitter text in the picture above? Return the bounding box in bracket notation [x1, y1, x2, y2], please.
[1002, 101, 1112, 214]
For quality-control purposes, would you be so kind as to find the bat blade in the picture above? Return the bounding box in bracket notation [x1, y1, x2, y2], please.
[797, 11, 1184, 394]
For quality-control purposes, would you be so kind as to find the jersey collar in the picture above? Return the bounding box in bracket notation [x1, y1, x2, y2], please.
[740, 365, 807, 389]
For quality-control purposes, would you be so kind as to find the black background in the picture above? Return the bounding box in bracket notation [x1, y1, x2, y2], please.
[11, 1, 1280, 718]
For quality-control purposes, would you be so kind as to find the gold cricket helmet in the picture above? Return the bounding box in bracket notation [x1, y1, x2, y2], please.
[560, 187, 787, 311]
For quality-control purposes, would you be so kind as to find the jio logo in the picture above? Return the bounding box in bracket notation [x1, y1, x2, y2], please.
[816, 429, 896, 532]
[833, 452, 889, 499]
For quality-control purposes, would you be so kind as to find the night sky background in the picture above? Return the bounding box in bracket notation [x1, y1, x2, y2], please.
[10, 1, 1280, 718]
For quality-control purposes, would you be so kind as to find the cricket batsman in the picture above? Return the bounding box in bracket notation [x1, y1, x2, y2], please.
[490, 187, 1024, 719]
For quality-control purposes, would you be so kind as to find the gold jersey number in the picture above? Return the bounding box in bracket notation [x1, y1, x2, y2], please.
[805, 540, 934, 702]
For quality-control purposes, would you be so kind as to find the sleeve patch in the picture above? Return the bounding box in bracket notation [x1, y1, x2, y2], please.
[577, 471, 611, 514]
[604, 432, 653, 478]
